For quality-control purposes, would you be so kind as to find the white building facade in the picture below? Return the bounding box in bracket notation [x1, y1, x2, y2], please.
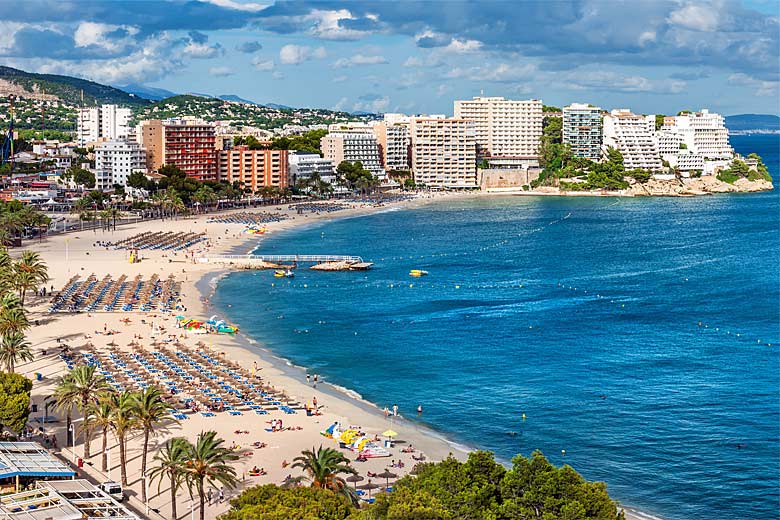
[562, 103, 602, 161]
[94, 140, 147, 190]
[663, 109, 733, 160]
[602, 109, 663, 171]
[453, 96, 543, 160]
[410, 117, 477, 189]
[288, 152, 336, 184]
[78, 104, 132, 146]
[320, 130, 384, 179]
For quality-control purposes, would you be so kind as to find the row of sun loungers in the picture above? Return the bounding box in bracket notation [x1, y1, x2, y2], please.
[106, 231, 207, 251]
[59, 341, 302, 418]
[291, 203, 350, 213]
[206, 212, 288, 225]
[49, 274, 181, 313]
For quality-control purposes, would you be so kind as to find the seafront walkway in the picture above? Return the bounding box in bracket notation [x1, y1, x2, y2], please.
[198, 254, 365, 264]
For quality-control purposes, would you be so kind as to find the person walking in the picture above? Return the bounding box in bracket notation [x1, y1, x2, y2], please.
[218, 488, 224, 503]
[393, 403, 398, 417]
[207, 489, 213, 506]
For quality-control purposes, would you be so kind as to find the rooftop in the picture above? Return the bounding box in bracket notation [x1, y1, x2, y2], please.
[0, 442, 75, 481]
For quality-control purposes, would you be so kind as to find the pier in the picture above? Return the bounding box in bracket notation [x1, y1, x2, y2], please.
[197, 254, 372, 270]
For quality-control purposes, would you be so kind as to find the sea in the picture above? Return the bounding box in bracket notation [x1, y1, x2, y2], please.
[212, 134, 779, 520]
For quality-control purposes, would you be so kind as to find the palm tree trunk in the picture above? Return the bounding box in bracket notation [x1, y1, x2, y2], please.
[170, 483, 177, 520]
[9, 359, 14, 373]
[66, 412, 72, 447]
[199, 489, 205, 520]
[84, 426, 91, 459]
[119, 435, 128, 486]
[141, 428, 150, 501]
[101, 428, 108, 472]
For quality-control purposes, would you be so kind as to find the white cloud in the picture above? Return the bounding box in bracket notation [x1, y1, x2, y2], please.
[209, 66, 235, 77]
[667, 4, 719, 32]
[353, 95, 390, 113]
[332, 75, 348, 83]
[279, 44, 326, 65]
[0, 22, 23, 53]
[728, 73, 780, 97]
[203, 0, 269, 12]
[333, 97, 349, 111]
[435, 84, 450, 97]
[74, 22, 138, 53]
[333, 54, 388, 68]
[303, 9, 371, 40]
[446, 62, 537, 82]
[251, 57, 274, 71]
[183, 41, 223, 59]
[564, 71, 687, 94]
[444, 38, 483, 53]
[638, 31, 656, 46]
[403, 56, 423, 67]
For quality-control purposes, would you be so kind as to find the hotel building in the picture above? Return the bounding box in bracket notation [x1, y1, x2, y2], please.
[137, 117, 217, 181]
[93, 139, 147, 190]
[77, 104, 132, 146]
[288, 152, 336, 185]
[320, 130, 384, 179]
[562, 103, 603, 161]
[216, 147, 289, 191]
[662, 109, 733, 160]
[410, 117, 477, 188]
[602, 109, 663, 171]
[372, 121, 411, 172]
[453, 96, 543, 160]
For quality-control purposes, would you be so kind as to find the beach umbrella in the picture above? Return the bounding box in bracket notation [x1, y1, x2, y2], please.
[376, 470, 397, 488]
[357, 481, 380, 499]
[382, 430, 398, 438]
[346, 474, 364, 489]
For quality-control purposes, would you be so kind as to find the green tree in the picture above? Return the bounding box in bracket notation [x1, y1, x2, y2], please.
[182, 430, 240, 520]
[133, 387, 174, 501]
[108, 390, 139, 486]
[14, 250, 49, 305]
[221, 485, 354, 520]
[87, 399, 115, 472]
[149, 437, 190, 520]
[54, 365, 112, 460]
[0, 293, 30, 338]
[655, 114, 666, 130]
[543, 116, 563, 144]
[0, 331, 33, 373]
[0, 372, 32, 434]
[290, 445, 357, 495]
[127, 171, 149, 190]
[68, 166, 96, 188]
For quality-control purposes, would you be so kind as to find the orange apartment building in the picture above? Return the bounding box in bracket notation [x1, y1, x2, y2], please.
[137, 118, 217, 181]
[216, 147, 289, 191]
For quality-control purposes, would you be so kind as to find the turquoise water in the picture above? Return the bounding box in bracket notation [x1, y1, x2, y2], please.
[213, 135, 780, 520]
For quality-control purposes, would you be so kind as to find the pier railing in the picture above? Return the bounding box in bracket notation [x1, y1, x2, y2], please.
[199, 254, 364, 264]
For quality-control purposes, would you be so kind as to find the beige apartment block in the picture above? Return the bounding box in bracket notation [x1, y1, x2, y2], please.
[410, 117, 477, 189]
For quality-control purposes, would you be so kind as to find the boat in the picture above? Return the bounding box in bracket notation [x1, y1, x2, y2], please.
[409, 269, 429, 277]
[274, 269, 295, 278]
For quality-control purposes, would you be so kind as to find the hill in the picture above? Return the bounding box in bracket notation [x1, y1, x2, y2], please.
[0, 66, 149, 107]
[130, 94, 378, 130]
[725, 114, 780, 134]
[119, 84, 177, 101]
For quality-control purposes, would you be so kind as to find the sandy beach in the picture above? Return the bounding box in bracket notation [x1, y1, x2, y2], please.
[14, 192, 647, 520]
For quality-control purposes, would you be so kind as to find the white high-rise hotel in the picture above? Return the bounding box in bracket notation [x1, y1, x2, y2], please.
[410, 117, 477, 188]
[602, 109, 663, 171]
[663, 109, 733, 159]
[563, 103, 603, 161]
[94, 140, 147, 190]
[77, 104, 132, 146]
[453, 96, 543, 160]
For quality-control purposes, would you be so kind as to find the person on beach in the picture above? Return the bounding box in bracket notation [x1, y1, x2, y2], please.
[313, 374, 318, 387]
[384, 406, 390, 418]
[393, 403, 398, 417]
[207, 489, 213, 506]
[417, 404, 423, 415]
[312, 396, 318, 410]
[306, 373, 311, 384]
[218, 488, 224, 503]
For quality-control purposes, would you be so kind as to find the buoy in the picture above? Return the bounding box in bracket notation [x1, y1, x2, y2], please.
[304, 284, 308, 288]
[522, 413, 526, 421]
[561, 449, 566, 456]
[455, 285, 460, 289]
[409, 284, 413, 288]
[271, 283, 275, 287]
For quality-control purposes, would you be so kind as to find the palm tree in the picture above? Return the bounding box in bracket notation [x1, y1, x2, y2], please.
[54, 365, 112, 460]
[0, 331, 33, 372]
[291, 445, 357, 494]
[133, 387, 174, 501]
[88, 399, 115, 472]
[181, 431, 239, 520]
[0, 293, 29, 337]
[109, 391, 139, 486]
[15, 251, 49, 300]
[149, 438, 189, 520]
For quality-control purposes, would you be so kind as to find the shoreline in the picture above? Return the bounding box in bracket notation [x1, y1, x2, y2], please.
[198, 196, 657, 520]
[17, 192, 655, 520]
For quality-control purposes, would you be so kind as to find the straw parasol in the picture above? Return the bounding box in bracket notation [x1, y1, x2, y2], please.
[345, 474, 364, 489]
[376, 470, 397, 489]
[357, 481, 380, 499]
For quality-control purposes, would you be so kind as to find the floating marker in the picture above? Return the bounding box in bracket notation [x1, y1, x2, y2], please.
[455, 285, 460, 289]
[561, 449, 566, 456]
[522, 413, 526, 420]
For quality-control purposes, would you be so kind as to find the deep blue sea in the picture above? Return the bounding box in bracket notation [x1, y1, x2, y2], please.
[213, 134, 780, 520]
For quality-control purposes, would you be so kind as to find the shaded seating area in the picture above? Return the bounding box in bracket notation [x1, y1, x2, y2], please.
[207, 212, 287, 225]
[106, 231, 206, 251]
[48, 275, 181, 313]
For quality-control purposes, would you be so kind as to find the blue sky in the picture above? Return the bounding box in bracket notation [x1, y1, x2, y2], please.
[1, 0, 778, 115]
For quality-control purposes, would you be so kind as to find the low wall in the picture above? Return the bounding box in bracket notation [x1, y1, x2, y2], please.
[480, 168, 541, 190]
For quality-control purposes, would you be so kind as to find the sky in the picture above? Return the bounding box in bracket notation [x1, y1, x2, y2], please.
[0, 0, 778, 116]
